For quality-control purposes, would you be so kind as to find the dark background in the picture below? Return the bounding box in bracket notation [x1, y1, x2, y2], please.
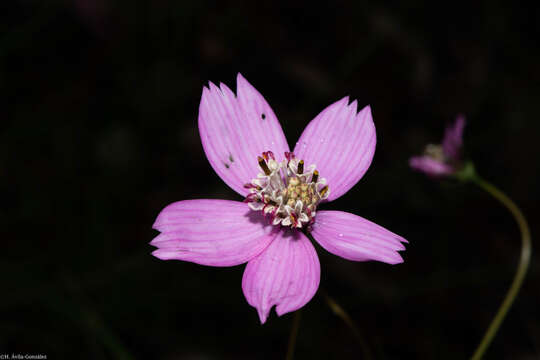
[2, 1, 539, 359]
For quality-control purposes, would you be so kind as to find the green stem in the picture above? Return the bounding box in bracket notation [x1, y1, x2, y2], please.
[320, 290, 374, 360]
[303, 231, 374, 359]
[61, 276, 135, 360]
[285, 309, 302, 360]
[469, 175, 532, 360]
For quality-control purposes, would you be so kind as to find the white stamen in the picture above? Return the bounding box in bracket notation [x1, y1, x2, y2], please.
[244, 152, 330, 229]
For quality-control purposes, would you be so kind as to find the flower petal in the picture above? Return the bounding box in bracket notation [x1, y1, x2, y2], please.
[198, 74, 290, 197]
[151, 199, 277, 267]
[409, 155, 454, 177]
[310, 210, 407, 265]
[242, 229, 320, 324]
[442, 115, 466, 161]
[293, 97, 376, 201]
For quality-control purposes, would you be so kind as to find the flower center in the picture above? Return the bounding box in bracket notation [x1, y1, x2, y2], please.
[244, 151, 329, 229]
[424, 144, 446, 162]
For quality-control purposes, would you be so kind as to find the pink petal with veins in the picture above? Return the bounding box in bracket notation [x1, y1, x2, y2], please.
[311, 211, 407, 265]
[198, 74, 290, 197]
[242, 229, 320, 324]
[294, 98, 376, 202]
[151, 200, 277, 267]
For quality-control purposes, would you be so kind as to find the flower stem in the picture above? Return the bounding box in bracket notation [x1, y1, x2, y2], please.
[469, 175, 532, 360]
[285, 309, 302, 360]
[304, 230, 374, 359]
[320, 289, 374, 360]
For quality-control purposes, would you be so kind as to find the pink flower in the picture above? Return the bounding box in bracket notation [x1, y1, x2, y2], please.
[409, 115, 466, 177]
[151, 74, 407, 323]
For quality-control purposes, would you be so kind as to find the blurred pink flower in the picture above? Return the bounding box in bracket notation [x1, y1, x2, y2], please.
[151, 74, 407, 323]
[409, 115, 466, 177]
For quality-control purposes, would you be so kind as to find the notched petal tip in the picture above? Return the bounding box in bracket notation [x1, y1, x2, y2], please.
[348, 99, 358, 112]
[149, 234, 162, 247]
[311, 210, 408, 265]
[387, 252, 405, 265]
[150, 200, 277, 267]
[242, 230, 320, 324]
[219, 81, 234, 96]
[208, 81, 222, 94]
[198, 74, 290, 197]
[237, 72, 246, 82]
[151, 201, 178, 231]
[236, 72, 253, 90]
[275, 303, 303, 317]
[293, 97, 376, 202]
[359, 103, 372, 116]
[397, 235, 409, 244]
[151, 248, 176, 260]
[257, 308, 269, 324]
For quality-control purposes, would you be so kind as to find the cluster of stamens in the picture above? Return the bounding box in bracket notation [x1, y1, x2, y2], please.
[244, 151, 329, 229]
[424, 144, 446, 162]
